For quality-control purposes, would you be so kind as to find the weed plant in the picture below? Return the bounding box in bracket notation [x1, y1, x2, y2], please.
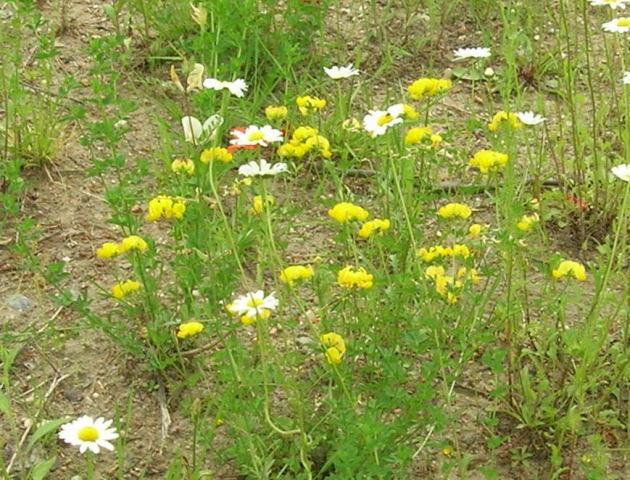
[0, 0, 629, 479]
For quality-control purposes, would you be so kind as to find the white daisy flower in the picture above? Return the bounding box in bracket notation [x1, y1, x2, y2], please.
[602, 17, 630, 32]
[238, 159, 288, 177]
[363, 104, 405, 137]
[611, 164, 630, 181]
[181, 114, 223, 143]
[229, 125, 284, 147]
[58, 416, 119, 454]
[228, 290, 279, 324]
[589, 0, 627, 9]
[516, 111, 546, 126]
[324, 63, 360, 79]
[623, 72, 630, 84]
[453, 47, 491, 60]
[202, 78, 248, 98]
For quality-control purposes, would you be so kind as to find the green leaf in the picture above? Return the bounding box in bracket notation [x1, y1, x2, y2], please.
[30, 456, 57, 480]
[28, 418, 68, 450]
[0, 390, 12, 419]
[452, 67, 484, 81]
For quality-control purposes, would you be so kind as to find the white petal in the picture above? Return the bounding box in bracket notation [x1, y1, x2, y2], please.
[98, 440, 115, 451]
[203, 78, 224, 91]
[202, 114, 224, 141]
[226, 79, 248, 97]
[182, 116, 203, 143]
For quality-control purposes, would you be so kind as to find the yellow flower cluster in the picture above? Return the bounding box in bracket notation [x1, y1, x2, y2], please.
[328, 202, 369, 223]
[407, 78, 452, 100]
[468, 224, 483, 239]
[171, 158, 195, 175]
[111, 279, 141, 299]
[552, 260, 587, 281]
[146, 195, 186, 221]
[488, 111, 522, 132]
[402, 104, 420, 119]
[280, 265, 314, 287]
[438, 203, 472, 220]
[417, 244, 471, 262]
[425, 266, 481, 304]
[96, 235, 148, 258]
[200, 147, 233, 164]
[278, 126, 332, 158]
[265, 105, 288, 121]
[469, 150, 509, 174]
[176, 321, 204, 339]
[404, 126, 442, 148]
[358, 218, 390, 238]
[517, 213, 539, 232]
[296, 96, 326, 116]
[337, 266, 374, 289]
[250, 195, 274, 215]
[320, 332, 346, 365]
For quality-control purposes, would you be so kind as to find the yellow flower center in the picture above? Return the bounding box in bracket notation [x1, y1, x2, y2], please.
[248, 131, 265, 141]
[377, 114, 394, 126]
[78, 426, 99, 442]
[617, 18, 630, 27]
[247, 298, 264, 308]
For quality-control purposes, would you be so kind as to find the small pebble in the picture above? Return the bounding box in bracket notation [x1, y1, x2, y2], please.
[5, 294, 34, 312]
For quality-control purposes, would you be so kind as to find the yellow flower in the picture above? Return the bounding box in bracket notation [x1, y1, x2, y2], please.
[176, 321, 204, 339]
[417, 244, 471, 262]
[516, 213, 539, 232]
[424, 265, 445, 280]
[407, 78, 452, 100]
[278, 127, 331, 159]
[438, 203, 472, 220]
[488, 111, 522, 132]
[146, 195, 186, 221]
[250, 195, 274, 215]
[293, 126, 318, 140]
[265, 105, 288, 121]
[120, 235, 149, 253]
[430, 134, 443, 148]
[111, 280, 141, 299]
[434, 274, 460, 303]
[280, 265, 314, 287]
[328, 202, 369, 223]
[321, 332, 346, 365]
[296, 96, 326, 116]
[304, 135, 332, 158]
[96, 242, 122, 258]
[402, 104, 420, 119]
[451, 244, 471, 258]
[171, 158, 195, 175]
[552, 260, 587, 281]
[337, 266, 373, 289]
[404, 126, 433, 145]
[358, 218, 390, 238]
[469, 150, 509, 174]
[457, 267, 481, 284]
[342, 118, 361, 131]
[468, 224, 483, 239]
[200, 147, 232, 164]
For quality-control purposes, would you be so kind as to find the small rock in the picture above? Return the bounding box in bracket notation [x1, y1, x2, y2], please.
[62, 388, 83, 403]
[5, 294, 34, 312]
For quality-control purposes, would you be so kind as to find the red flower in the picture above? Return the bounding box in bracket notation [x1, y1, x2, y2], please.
[566, 194, 588, 212]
